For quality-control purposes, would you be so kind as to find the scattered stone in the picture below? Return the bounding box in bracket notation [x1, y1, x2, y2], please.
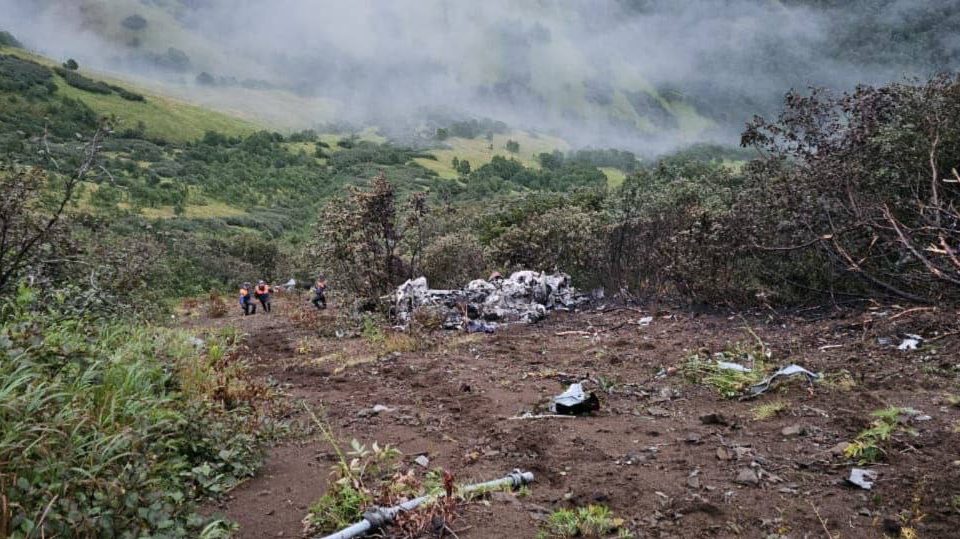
[716, 447, 733, 461]
[700, 413, 730, 426]
[828, 442, 850, 457]
[684, 432, 702, 444]
[647, 406, 671, 417]
[687, 471, 701, 489]
[414, 455, 430, 468]
[735, 468, 760, 486]
[781, 424, 805, 437]
[372, 404, 394, 413]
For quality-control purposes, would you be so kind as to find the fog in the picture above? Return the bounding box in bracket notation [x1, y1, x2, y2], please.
[2, 0, 957, 152]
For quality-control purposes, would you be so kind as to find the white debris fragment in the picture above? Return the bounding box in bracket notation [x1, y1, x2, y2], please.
[897, 334, 923, 351]
[716, 361, 752, 372]
[847, 468, 877, 490]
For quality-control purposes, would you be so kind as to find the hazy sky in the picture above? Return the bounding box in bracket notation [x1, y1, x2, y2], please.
[2, 0, 956, 151]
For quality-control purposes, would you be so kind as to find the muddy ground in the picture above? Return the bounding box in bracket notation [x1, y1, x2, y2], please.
[194, 295, 960, 538]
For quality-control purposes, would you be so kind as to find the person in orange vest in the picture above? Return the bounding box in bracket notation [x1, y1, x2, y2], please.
[311, 276, 327, 310]
[239, 282, 256, 316]
[254, 280, 272, 313]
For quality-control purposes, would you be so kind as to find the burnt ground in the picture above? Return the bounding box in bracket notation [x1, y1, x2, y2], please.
[193, 296, 960, 538]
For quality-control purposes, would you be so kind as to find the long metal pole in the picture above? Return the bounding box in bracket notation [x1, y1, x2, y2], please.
[317, 470, 534, 539]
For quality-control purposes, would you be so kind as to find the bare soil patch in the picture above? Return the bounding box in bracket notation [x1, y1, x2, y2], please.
[196, 297, 960, 538]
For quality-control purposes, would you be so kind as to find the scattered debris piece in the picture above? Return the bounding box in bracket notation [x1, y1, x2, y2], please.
[552, 382, 601, 415]
[371, 404, 394, 414]
[716, 447, 733, 461]
[897, 334, 923, 351]
[394, 271, 589, 329]
[744, 364, 821, 398]
[847, 468, 877, 490]
[877, 336, 894, 346]
[414, 455, 430, 468]
[466, 319, 497, 334]
[717, 361, 751, 373]
[638, 316, 654, 326]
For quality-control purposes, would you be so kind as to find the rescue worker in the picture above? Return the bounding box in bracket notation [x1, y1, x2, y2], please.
[254, 280, 272, 313]
[239, 282, 256, 316]
[311, 276, 327, 310]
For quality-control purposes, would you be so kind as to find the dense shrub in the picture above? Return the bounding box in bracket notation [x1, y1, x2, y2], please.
[0, 30, 23, 48]
[121, 14, 148, 31]
[54, 66, 113, 94]
[421, 232, 487, 288]
[0, 55, 55, 95]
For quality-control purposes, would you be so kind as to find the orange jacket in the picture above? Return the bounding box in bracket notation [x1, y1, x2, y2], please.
[255, 284, 270, 295]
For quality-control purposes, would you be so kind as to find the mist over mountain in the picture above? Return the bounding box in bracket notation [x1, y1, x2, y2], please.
[2, 0, 958, 152]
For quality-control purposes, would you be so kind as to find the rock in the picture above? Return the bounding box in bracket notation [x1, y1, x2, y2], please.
[828, 442, 850, 456]
[716, 447, 733, 461]
[781, 424, 805, 437]
[684, 432, 702, 444]
[647, 406, 671, 417]
[414, 455, 430, 468]
[687, 474, 701, 489]
[735, 468, 760, 486]
[372, 404, 394, 413]
[700, 413, 729, 426]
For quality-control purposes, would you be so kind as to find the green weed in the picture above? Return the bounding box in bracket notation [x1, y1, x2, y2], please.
[844, 407, 913, 464]
[304, 406, 403, 534]
[752, 400, 788, 420]
[682, 343, 767, 398]
[0, 293, 269, 537]
[538, 505, 632, 538]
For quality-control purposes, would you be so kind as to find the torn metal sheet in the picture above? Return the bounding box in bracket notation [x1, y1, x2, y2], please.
[744, 364, 821, 398]
[552, 382, 600, 415]
[847, 468, 877, 490]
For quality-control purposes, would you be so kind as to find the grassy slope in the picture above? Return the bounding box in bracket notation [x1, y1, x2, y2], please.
[1, 46, 258, 142]
[416, 131, 571, 179]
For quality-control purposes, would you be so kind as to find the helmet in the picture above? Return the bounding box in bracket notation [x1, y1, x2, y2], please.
[258, 280, 266, 285]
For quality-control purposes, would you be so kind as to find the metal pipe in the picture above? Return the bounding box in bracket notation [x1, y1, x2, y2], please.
[317, 470, 534, 539]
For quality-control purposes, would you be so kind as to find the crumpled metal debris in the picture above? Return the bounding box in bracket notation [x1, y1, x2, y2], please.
[744, 364, 821, 398]
[897, 334, 923, 351]
[394, 271, 589, 329]
[552, 382, 600, 415]
[847, 468, 877, 490]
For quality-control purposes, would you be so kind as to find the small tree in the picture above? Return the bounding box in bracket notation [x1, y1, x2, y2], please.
[505, 140, 520, 153]
[63, 58, 79, 71]
[457, 159, 471, 175]
[0, 126, 105, 295]
[451, 156, 460, 171]
[314, 172, 429, 303]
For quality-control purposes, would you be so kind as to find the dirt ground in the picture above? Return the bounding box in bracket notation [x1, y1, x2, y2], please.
[195, 295, 960, 538]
